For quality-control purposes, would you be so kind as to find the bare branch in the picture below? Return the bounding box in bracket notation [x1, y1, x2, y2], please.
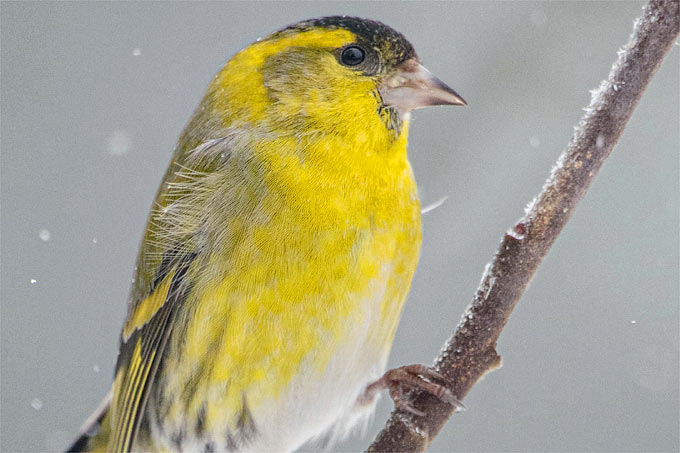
[367, 0, 679, 451]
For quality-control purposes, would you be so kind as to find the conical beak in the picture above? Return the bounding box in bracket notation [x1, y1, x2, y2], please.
[379, 59, 466, 114]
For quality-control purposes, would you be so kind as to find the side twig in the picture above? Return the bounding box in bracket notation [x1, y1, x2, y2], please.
[367, 0, 679, 451]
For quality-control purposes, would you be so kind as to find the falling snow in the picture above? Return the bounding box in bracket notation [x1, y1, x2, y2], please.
[107, 130, 131, 156]
[38, 229, 51, 242]
[31, 398, 42, 410]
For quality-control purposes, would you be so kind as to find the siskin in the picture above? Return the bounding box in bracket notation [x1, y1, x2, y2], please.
[68, 16, 466, 453]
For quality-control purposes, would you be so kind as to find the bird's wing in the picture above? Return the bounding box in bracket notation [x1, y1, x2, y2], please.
[108, 136, 233, 452]
[108, 252, 195, 452]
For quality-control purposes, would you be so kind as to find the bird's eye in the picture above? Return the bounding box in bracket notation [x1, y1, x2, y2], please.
[340, 46, 365, 66]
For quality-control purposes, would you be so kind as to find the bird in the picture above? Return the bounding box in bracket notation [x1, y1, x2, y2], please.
[67, 15, 466, 453]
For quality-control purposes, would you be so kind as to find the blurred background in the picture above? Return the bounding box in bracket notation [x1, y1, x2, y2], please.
[2, 2, 678, 452]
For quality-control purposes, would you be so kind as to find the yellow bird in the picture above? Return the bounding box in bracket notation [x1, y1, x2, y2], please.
[68, 16, 466, 452]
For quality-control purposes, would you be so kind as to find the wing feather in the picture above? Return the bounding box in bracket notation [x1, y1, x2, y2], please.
[109, 254, 195, 452]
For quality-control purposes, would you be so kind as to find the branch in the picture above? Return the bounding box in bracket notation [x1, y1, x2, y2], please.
[367, 0, 679, 451]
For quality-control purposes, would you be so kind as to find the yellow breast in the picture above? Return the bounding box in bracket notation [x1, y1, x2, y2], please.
[156, 122, 421, 437]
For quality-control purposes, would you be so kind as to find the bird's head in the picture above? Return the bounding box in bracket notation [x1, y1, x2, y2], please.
[204, 16, 465, 143]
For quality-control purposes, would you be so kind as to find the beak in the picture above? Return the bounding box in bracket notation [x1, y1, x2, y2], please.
[379, 59, 466, 114]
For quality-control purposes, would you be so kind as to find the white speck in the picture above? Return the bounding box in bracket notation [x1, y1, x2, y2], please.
[483, 275, 497, 299]
[548, 150, 568, 182]
[631, 320, 637, 324]
[107, 129, 131, 156]
[589, 79, 608, 106]
[650, 15, 658, 23]
[92, 238, 98, 244]
[563, 207, 568, 213]
[596, 134, 605, 149]
[529, 136, 541, 148]
[38, 229, 51, 242]
[421, 196, 448, 214]
[31, 398, 43, 410]
[93, 365, 101, 373]
[132, 48, 141, 56]
[613, 83, 620, 92]
[478, 262, 495, 297]
[30, 279, 37, 284]
[524, 196, 538, 215]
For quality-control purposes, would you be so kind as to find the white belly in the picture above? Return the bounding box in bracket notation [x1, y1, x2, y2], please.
[241, 271, 394, 452]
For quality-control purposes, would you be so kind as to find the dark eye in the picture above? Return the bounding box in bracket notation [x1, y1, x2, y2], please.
[340, 46, 365, 66]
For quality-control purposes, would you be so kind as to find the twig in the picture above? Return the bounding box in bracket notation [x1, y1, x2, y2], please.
[367, 0, 679, 451]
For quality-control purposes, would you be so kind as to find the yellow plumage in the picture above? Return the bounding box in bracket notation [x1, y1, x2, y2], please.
[68, 16, 465, 453]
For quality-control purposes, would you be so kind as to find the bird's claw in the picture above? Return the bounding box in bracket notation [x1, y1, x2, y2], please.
[363, 364, 465, 417]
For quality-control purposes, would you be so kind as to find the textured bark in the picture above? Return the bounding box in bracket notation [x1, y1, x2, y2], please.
[367, 1, 680, 451]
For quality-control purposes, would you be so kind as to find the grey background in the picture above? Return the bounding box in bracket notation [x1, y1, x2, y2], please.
[1, 1, 678, 452]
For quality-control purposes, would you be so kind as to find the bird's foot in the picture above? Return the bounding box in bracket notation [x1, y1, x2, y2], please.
[361, 364, 464, 416]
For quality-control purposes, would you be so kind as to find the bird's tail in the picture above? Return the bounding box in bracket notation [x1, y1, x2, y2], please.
[66, 390, 112, 452]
